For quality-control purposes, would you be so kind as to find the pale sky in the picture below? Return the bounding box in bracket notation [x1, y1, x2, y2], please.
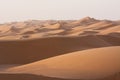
[0, 0, 120, 23]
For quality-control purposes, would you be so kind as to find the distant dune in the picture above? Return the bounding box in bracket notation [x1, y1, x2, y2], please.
[0, 17, 120, 40]
[0, 17, 120, 80]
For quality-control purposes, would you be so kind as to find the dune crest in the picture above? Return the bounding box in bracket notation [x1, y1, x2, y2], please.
[0, 17, 120, 80]
[0, 17, 119, 40]
[8, 47, 120, 79]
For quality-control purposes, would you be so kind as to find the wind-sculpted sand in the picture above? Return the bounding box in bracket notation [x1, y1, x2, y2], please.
[0, 17, 120, 80]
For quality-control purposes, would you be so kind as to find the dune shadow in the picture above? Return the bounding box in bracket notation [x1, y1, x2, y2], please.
[0, 72, 120, 80]
[0, 34, 120, 64]
[0, 73, 75, 80]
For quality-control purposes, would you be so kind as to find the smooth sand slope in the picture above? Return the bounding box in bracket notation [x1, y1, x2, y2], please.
[7, 46, 120, 79]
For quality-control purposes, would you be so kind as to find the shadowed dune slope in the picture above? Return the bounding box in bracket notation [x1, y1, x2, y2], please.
[8, 46, 120, 79]
[0, 35, 120, 64]
[0, 74, 73, 80]
[0, 73, 120, 80]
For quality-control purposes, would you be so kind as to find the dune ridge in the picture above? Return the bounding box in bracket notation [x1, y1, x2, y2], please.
[7, 46, 120, 79]
[0, 17, 120, 80]
[0, 17, 119, 40]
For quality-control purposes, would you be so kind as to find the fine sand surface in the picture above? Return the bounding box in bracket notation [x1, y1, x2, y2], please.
[7, 46, 120, 79]
[0, 17, 120, 80]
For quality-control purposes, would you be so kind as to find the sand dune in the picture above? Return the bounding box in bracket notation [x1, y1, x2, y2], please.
[0, 26, 11, 33]
[0, 73, 120, 80]
[69, 21, 118, 36]
[43, 23, 61, 29]
[0, 17, 120, 39]
[0, 74, 73, 80]
[1, 34, 120, 64]
[70, 17, 99, 26]
[0, 69, 120, 80]
[0, 17, 120, 80]
[99, 25, 120, 34]
[7, 46, 120, 79]
[0, 65, 19, 72]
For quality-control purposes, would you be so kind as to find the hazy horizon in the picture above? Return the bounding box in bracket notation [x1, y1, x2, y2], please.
[0, 0, 120, 23]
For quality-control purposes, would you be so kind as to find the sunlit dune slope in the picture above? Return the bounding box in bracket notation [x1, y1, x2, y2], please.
[8, 46, 120, 79]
